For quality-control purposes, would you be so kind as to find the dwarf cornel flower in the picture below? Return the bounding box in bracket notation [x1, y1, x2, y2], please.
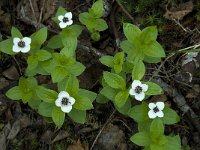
[12, 37, 31, 53]
[55, 91, 75, 113]
[58, 12, 73, 29]
[148, 102, 165, 119]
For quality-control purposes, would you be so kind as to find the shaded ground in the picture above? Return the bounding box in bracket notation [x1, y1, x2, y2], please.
[0, 0, 200, 149]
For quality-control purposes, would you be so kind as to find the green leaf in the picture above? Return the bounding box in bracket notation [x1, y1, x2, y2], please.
[145, 82, 163, 95]
[143, 41, 165, 58]
[18, 77, 32, 102]
[130, 132, 151, 146]
[91, 0, 103, 18]
[36, 50, 52, 61]
[68, 108, 86, 124]
[91, 31, 100, 41]
[132, 59, 145, 80]
[162, 107, 180, 125]
[27, 55, 38, 70]
[96, 93, 110, 104]
[61, 30, 77, 50]
[123, 23, 141, 43]
[69, 25, 83, 37]
[47, 35, 63, 49]
[164, 135, 181, 150]
[73, 96, 93, 110]
[99, 55, 114, 68]
[128, 102, 149, 123]
[66, 75, 79, 96]
[60, 45, 75, 58]
[95, 19, 108, 31]
[28, 97, 41, 109]
[143, 55, 161, 63]
[67, 62, 86, 76]
[51, 66, 68, 83]
[55, 6, 67, 17]
[150, 118, 164, 138]
[150, 144, 165, 150]
[79, 12, 94, 27]
[52, 106, 65, 128]
[114, 52, 124, 74]
[36, 86, 58, 103]
[103, 72, 126, 90]
[100, 86, 117, 100]
[0, 39, 15, 55]
[140, 26, 158, 44]
[38, 102, 53, 117]
[114, 90, 129, 108]
[6, 86, 21, 100]
[115, 98, 131, 115]
[31, 27, 48, 49]
[11, 27, 23, 38]
[79, 89, 97, 102]
[120, 40, 144, 61]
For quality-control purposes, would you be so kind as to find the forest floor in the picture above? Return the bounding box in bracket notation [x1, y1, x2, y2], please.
[0, 0, 200, 150]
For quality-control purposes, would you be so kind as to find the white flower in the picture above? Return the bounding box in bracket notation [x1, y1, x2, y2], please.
[129, 80, 148, 101]
[55, 91, 75, 113]
[12, 37, 31, 53]
[58, 12, 73, 29]
[148, 102, 165, 119]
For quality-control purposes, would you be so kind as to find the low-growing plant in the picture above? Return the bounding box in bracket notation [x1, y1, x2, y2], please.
[98, 23, 181, 149]
[79, 0, 108, 41]
[0, 2, 181, 149]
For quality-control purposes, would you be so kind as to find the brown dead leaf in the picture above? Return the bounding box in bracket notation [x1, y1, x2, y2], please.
[51, 130, 69, 144]
[164, 1, 193, 21]
[17, 0, 56, 27]
[67, 139, 85, 150]
[2, 65, 19, 80]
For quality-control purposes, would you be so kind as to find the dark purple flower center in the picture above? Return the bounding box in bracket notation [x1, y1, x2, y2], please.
[18, 40, 25, 48]
[61, 97, 69, 105]
[153, 106, 159, 113]
[135, 86, 142, 94]
[63, 17, 69, 23]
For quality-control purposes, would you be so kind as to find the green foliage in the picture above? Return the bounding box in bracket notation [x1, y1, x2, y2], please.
[79, 0, 108, 41]
[121, 23, 165, 63]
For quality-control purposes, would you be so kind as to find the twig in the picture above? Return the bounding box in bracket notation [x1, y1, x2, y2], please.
[115, 0, 134, 23]
[173, 43, 200, 54]
[149, 53, 174, 81]
[37, 0, 46, 28]
[28, 0, 38, 24]
[152, 78, 200, 133]
[77, 42, 104, 57]
[90, 109, 116, 150]
[173, 19, 191, 33]
[110, 2, 120, 47]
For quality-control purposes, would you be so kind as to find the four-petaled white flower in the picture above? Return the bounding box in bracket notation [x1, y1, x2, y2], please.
[58, 12, 73, 29]
[129, 80, 148, 101]
[55, 91, 75, 113]
[12, 37, 31, 53]
[148, 102, 165, 119]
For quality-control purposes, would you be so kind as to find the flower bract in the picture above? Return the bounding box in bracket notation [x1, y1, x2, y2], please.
[129, 80, 148, 101]
[58, 12, 73, 28]
[12, 37, 31, 53]
[55, 91, 75, 113]
[148, 102, 165, 119]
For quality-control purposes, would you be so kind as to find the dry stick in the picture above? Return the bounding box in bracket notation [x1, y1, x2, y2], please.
[149, 53, 174, 81]
[110, 3, 120, 47]
[28, 0, 38, 24]
[115, 0, 134, 23]
[37, 0, 46, 28]
[152, 78, 200, 133]
[90, 109, 116, 150]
